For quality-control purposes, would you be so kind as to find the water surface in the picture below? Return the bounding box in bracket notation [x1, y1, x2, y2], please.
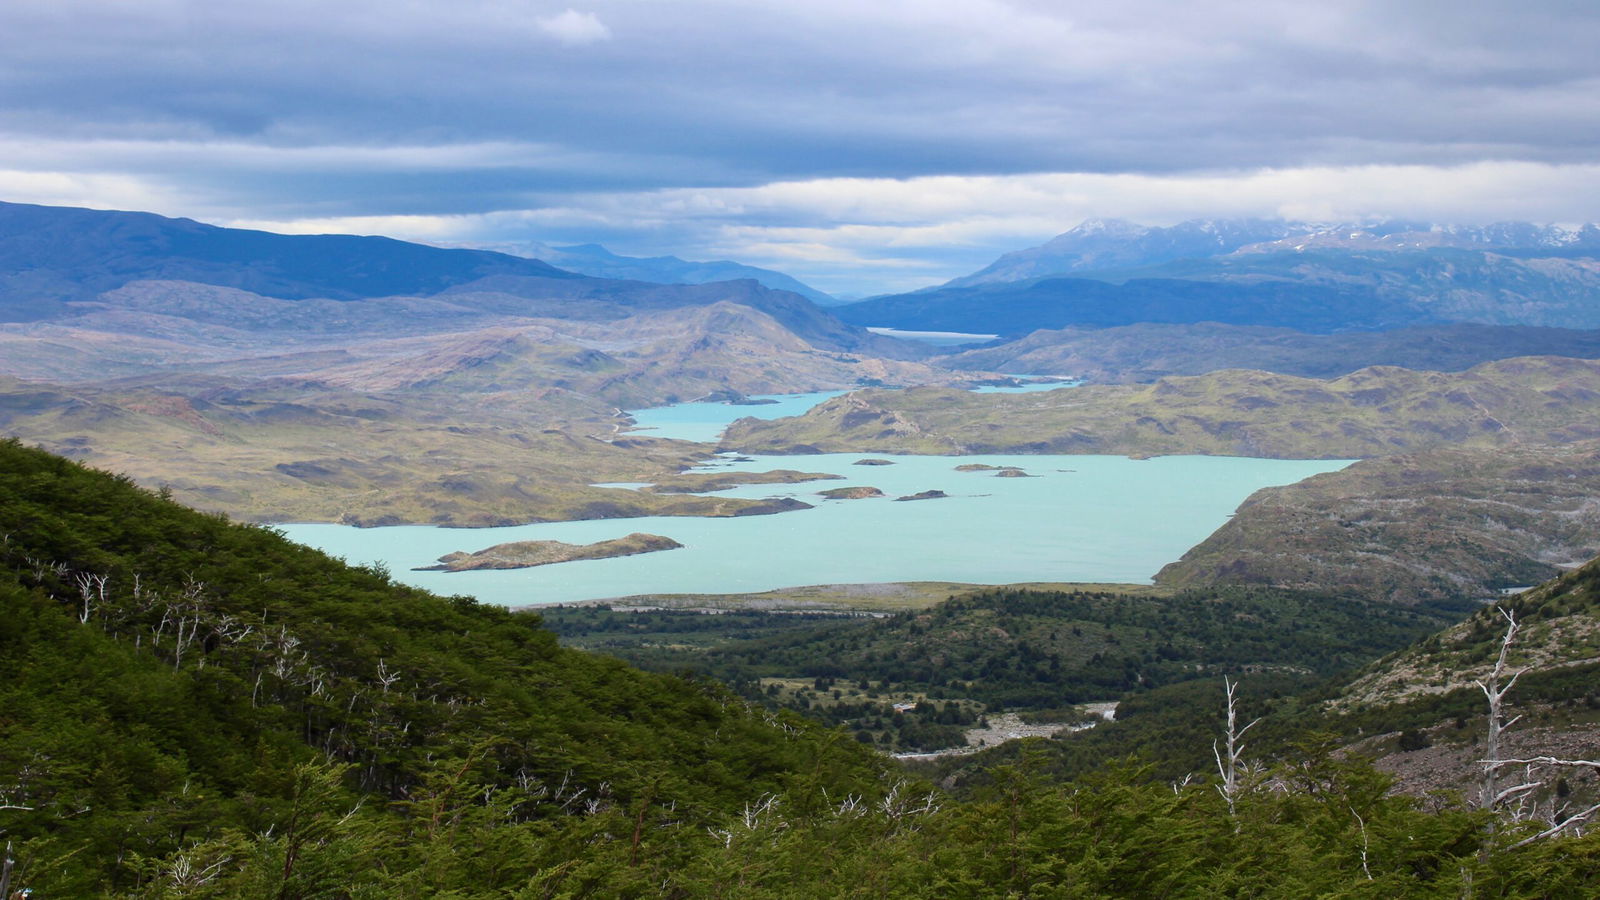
[282, 450, 1348, 606]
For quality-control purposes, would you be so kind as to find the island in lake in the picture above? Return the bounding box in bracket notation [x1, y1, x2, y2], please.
[955, 464, 1033, 477]
[818, 486, 885, 500]
[418, 533, 684, 572]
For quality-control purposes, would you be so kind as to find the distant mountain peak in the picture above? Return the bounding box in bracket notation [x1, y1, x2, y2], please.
[1233, 219, 1600, 256]
[480, 239, 839, 305]
[944, 217, 1309, 289]
[1057, 217, 1144, 236]
[943, 216, 1600, 290]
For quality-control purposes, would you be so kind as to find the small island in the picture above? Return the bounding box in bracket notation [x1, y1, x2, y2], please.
[853, 458, 896, 466]
[418, 532, 684, 572]
[954, 463, 1032, 477]
[818, 486, 885, 500]
[894, 489, 948, 502]
[731, 497, 815, 516]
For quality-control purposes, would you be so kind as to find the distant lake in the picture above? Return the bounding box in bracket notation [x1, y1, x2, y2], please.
[866, 327, 999, 346]
[280, 390, 1350, 606]
[624, 381, 1077, 443]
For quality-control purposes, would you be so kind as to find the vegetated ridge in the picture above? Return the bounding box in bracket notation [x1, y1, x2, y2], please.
[8, 442, 1600, 894]
[721, 356, 1600, 459]
[0, 438, 886, 894]
[938, 321, 1600, 384]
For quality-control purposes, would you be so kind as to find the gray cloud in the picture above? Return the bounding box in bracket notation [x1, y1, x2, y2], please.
[2, 1, 1597, 293]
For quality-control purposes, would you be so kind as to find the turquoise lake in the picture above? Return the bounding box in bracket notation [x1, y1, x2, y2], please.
[279, 388, 1351, 606]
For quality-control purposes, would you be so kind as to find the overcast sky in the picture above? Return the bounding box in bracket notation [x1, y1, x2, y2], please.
[3, 1, 1598, 295]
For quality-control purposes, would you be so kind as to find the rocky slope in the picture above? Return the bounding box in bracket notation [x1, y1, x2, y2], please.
[938, 322, 1600, 383]
[0, 207, 1007, 527]
[1310, 555, 1600, 801]
[1155, 442, 1600, 603]
[1338, 555, 1600, 708]
[722, 356, 1600, 458]
[0, 374, 835, 527]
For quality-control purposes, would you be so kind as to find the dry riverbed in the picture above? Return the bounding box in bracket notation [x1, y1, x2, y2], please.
[894, 702, 1119, 760]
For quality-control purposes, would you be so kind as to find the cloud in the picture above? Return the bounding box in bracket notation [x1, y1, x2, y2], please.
[537, 9, 611, 45]
[2, 1, 1599, 294]
[5, 1, 1597, 184]
[215, 161, 1600, 296]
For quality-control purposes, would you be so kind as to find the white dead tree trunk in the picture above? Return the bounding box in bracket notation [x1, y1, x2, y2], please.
[74, 572, 108, 625]
[375, 658, 401, 694]
[1476, 606, 1600, 847]
[1214, 676, 1260, 818]
[0, 840, 14, 900]
[1478, 608, 1526, 812]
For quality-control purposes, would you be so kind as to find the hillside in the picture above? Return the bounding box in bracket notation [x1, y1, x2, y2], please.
[1339, 556, 1600, 710]
[938, 322, 1600, 383]
[0, 213, 1002, 528]
[835, 273, 1429, 336]
[0, 372, 837, 527]
[1155, 442, 1600, 603]
[546, 585, 1457, 754]
[1299, 558, 1600, 802]
[0, 438, 886, 894]
[0, 200, 578, 318]
[6, 444, 1600, 894]
[722, 356, 1600, 458]
[844, 219, 1600, 337]
[0, 201, 923, 365]
[0, 293, 996, 527]
[1131, 247, 1600, 329]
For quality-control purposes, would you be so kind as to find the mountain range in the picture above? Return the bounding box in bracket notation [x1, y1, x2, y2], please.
[942, 216, 1600, 289]
[0, 200, 904, 355]
[0, 201, 1001, 526]
[7, 201, 1600, 893]
[489, 239, 839, 305]
[837, 216, 1600, 337]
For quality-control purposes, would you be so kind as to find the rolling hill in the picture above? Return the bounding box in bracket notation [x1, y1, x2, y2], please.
[721, 356, 1600, 459]
[937, 322, 1600, 383]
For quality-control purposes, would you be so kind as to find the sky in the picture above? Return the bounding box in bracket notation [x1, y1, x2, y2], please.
[2, 1, 1598, 296]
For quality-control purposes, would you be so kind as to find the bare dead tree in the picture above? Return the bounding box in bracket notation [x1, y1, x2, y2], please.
[0, 840, 14, 900]
[1476, 606, 1600, 847]
[74, 572, 108, 625]
[1477, 608, 1526, 811]
[375, 658, 401, 694]
[1350, 806, 1373, 880]
[1214, 676, 1261, 818]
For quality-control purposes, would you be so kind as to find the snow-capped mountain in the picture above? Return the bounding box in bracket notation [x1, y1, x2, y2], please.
[941, 218, 1316, 287]
[945, 218, 1600, 288]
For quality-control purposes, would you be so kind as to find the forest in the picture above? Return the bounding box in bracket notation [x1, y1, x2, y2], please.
[5, 437, 1600, 897]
